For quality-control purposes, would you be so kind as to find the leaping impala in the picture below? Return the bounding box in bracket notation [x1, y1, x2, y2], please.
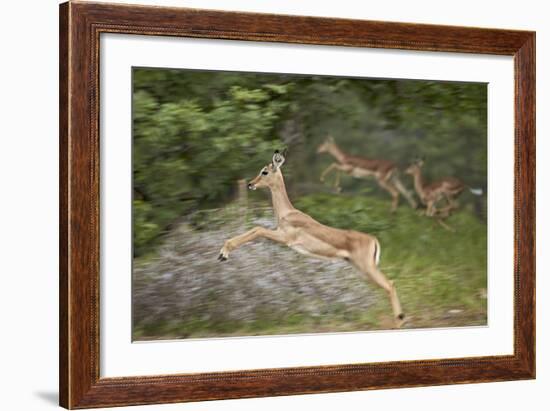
[316, 136, 417, 212]
[218, 150, 405, 328]
[405, 158, 483, 217]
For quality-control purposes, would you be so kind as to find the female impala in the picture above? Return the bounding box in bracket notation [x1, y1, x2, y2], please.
[317, 136, 417, 212]
[219, 150, 405, 327]
[405, 159, 483, 217]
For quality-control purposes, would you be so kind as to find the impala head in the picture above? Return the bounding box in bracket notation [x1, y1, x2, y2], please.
[405, 158, 424, 175]
[247, 150, 287, 190]
[316, 135, 336, 154]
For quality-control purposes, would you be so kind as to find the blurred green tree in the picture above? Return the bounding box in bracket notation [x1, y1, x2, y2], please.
[133, 69, 293, 255]
[133, 68, 486, 256]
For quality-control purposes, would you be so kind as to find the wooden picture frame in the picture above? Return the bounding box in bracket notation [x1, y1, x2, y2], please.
[59, 1, 535, 408]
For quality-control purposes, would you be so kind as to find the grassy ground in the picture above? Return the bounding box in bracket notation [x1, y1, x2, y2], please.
[296, 193, 487, 329]
[133, 193, 487, 340]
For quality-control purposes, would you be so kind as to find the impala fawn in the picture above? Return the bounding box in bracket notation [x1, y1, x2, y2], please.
[405, 158, 483, 217]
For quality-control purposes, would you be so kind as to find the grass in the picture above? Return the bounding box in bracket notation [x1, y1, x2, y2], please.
[296, 193, 488, 328]
[133, 313, 382, 340]
[133, 193, 487, 340]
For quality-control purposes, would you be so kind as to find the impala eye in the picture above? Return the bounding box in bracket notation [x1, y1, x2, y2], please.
[261, 170, 269, 176]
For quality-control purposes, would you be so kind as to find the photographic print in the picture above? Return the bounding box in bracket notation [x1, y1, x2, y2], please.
[132, 68, 487, 341]
[60, 5, 535, 406]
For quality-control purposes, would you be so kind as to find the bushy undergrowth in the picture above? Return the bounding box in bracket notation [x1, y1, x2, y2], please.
[133, 193, 487, 340]
[296, 193, 487, 327]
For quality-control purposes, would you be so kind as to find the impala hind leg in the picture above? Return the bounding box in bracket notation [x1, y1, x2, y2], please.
[392, 175, 418, 209]
[440, 193, 459, 215]
[367, 265, 404, 327]
[378, 178, 400, 213]
[351, 251, 404, 328]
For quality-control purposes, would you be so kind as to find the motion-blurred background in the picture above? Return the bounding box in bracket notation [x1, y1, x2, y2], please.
[132, 68, 487, 340]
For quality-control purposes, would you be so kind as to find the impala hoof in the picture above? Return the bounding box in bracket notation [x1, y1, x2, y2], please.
[217, 253, 227, 262]
[394, 313, 406, 328]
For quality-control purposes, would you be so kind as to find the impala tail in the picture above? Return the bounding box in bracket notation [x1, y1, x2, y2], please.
[373, 239, 381, 266]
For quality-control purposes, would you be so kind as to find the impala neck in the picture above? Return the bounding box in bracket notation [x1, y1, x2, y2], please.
[327, 144, 348, 164]
[412, 171, 426, 200]
[269, 171, 295, 220]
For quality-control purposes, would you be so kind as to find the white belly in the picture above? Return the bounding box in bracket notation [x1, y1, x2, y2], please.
[350, 167, 375, 178]
[289, 244, 327, 260]
[290, 244, 340, 261]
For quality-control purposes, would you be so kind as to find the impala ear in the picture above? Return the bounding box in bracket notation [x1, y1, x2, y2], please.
[272, 149, 286, 170]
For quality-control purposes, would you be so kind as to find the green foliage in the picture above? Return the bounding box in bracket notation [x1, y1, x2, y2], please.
[132, 69, 291, 255]
[295, 193, 394, 234]
[133, 68, 487, 256]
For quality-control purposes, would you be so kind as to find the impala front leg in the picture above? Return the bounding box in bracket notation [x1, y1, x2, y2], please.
[218, 227, 287, 261]
[320, 163, 339, 183]
[426, 199, 439, 217]
[377, 176, 400, 213]
[333, 170, 342, 193]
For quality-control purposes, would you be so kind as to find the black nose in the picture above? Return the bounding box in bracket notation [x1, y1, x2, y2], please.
[247, 183, 253, 189]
